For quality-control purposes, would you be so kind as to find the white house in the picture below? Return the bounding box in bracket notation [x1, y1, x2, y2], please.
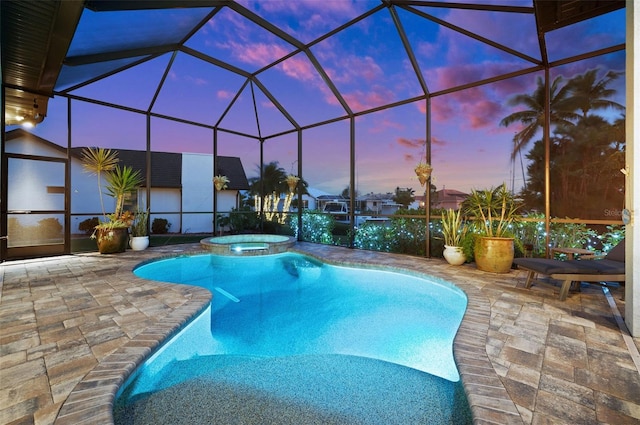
[6, 128, 249, 235]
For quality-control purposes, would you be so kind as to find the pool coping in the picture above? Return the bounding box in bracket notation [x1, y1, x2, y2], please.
[53, 244, 521, 425]
[200, 234, 297, 255]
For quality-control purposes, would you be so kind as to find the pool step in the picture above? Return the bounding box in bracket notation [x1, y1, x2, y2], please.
[214, 287, 240, 302]
[281, 257, 322, 278]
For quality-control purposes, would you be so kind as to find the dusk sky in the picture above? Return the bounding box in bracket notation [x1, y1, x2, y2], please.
[16, 1, 626, 196]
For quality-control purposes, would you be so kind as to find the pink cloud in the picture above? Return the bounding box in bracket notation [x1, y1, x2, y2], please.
[431, 135, 447, 147]
[467, 99, 502, 129]
[426, 62, 539, 132]
[432, 93, 504, 131]
[404, 153, 416, 162]
[221, 41, 290, 67]
[342, 85, 395, 112]
[217, 90, 233, 99]
[325, 55, 383, 85]
[397, 137, 424, 149]
[261, 100, 276, 109]
[279, 56, 315, 81]
[168, 71, 208, 86]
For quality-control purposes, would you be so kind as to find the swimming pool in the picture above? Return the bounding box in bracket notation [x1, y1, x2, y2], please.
[115, 252, 470, 424]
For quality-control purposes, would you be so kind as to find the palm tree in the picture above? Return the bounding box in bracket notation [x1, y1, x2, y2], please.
[500, 75, 579, 159]
[104, 165, 144, 220]
[80, 147, 119, 220]
[564, 69, 625, 118]
[249, 162, 288, 197]
[393, 187, 415, 208]
[248, 161, 310, 222]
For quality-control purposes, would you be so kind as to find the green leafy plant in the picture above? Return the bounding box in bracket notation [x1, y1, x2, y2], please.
[228, 206, 261, 233]
[152, 218, 171, 234]
[513, 213, 546, 257]
[78, 217, 99, 235]
[131, 209, 149, 237]
[462, 183, 521, 237]
[440, 208, 468, 246]
[80, 148, 144, 243]
[103, 165, 144, 222]
[80, 147, 119, 221]
[290, 210, 334, 244]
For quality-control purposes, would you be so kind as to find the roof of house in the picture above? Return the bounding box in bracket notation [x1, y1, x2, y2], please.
[435, 188, 469, 201]
[5, 128, 67, 154]
[114, 149, 182, 188]
[214, 156, 249, 190]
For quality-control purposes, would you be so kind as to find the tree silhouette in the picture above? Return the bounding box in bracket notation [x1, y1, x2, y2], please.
[247, 161, 309, 222]
[564, 69, 625, 118]
[393, 187, 415, 208]
[500, 75, 579, 159]
[503, 68, 625, 219]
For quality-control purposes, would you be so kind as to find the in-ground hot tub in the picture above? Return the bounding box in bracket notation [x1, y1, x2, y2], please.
[200, 234, 296, 255]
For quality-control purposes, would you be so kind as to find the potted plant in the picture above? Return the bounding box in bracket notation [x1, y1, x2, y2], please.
[441, 208, 468, 265]
[462, 183, 521, 273]
[214, 175, 229, 191]
[130, 208, 149, 251]
[415, 162, 433, 187]
[285, 174, 300, 193]
[93, 165, 144, 253]
[81, 147, 144, 254]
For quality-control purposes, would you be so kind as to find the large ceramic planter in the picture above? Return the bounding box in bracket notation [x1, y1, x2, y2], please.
[95, 227, 129, 254]
[443, 245, 466, 266]
[129, 236, 149, 251]
[474, 236, 514, 273]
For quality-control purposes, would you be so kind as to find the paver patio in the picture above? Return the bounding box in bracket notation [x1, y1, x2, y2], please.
[1, 242, 638, 424]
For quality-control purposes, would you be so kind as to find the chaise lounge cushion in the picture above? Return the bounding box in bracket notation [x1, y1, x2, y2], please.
[514, 238, 625, 275]
[514, 239, 625, 301]
[513, 257, 625, 275]
[604, 238, 625, 262]
[513, 258, 600, 275]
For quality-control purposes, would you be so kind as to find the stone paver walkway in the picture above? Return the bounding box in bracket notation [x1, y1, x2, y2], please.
[0, 242, 638, 424]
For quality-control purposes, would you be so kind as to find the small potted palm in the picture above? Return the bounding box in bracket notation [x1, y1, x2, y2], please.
[130, 208, 149, 251]
[441, 208, 468, 265]
[81, 147, 144, 253]
[94, 165, 143, 253]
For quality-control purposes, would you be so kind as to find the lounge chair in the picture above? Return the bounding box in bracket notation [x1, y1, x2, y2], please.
[513, 239, 625, 301]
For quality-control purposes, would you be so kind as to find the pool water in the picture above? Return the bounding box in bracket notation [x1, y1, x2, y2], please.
[117, 253, 471, 424]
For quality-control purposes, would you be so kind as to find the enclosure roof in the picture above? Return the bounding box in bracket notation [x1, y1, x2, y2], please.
[2, 0, 626, 133]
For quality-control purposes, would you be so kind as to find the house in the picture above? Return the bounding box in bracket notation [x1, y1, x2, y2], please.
[5, 128, 249, 235]
[433, 188, 469, 210]
[357, 192, 402, 215]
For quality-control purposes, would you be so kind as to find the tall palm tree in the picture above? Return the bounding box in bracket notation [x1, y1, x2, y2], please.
[80, 147, 119, 220]
[248, 161, 289, 196]
[500, 75, 579, 159]
[564, 69, 625, 118]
